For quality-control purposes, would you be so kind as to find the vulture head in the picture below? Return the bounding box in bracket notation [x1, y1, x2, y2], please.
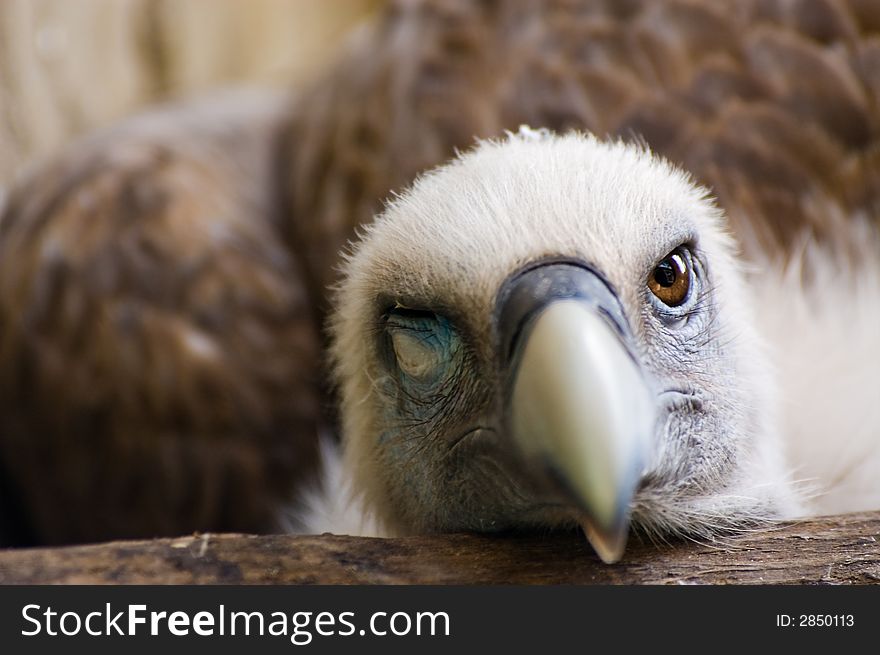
[331, 128, 801, 562]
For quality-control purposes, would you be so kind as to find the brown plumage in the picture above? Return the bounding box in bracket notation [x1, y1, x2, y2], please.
[285, 0, 880, 295]
[1, 0, 878, 546]
[0, 94, 323, 545]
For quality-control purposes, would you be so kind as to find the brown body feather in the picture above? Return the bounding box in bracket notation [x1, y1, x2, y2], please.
[0, 93, 322, 545]
[1, 0, 878, 545]
[286, 0, 880, 299]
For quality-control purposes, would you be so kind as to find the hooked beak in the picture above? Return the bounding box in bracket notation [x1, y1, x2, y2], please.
[497, 263, 654, 563]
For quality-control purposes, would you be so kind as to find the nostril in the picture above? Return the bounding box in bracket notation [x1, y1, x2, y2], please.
[494, 259, 631, 370]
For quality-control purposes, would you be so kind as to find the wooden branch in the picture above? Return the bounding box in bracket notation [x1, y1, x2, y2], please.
[2, 512, 879, 585]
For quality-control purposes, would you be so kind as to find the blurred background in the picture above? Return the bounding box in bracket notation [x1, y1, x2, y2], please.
[0, 0, 382, 188]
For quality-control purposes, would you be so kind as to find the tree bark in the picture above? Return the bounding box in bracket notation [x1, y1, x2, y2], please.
[1, 512, 879, 585]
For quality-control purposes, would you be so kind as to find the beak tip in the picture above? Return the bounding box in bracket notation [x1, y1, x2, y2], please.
[580, 518, 630, 564]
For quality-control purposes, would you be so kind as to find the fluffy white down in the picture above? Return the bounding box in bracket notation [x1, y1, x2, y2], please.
[290, 131, 880, 536]
[282, 436, 381, 537]
[753, 230, 880, 516]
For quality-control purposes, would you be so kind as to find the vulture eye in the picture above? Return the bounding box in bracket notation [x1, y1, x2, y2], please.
[648, 248, 692, 307]
[385, 308, 453, 382]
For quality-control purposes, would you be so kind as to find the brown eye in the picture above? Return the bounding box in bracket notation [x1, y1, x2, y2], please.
[648, 248, 691, 306]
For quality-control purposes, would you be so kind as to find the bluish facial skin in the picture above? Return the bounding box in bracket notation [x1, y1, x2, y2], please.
[375, 306, 529, 532]
[380, 308, 481, 456]
[373, 300, 577, 534]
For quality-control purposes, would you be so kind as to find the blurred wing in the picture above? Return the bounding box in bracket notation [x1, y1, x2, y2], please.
[0, 91, 323, 545]
[285, 0, 880, 296]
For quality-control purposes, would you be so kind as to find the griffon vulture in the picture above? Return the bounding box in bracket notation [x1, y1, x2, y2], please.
[0, 0, 878, 563]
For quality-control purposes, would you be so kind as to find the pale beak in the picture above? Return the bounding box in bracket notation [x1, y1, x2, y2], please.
[497, 263, 654, 563]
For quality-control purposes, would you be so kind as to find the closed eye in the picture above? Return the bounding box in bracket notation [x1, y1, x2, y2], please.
[384, 307, 457, 383]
